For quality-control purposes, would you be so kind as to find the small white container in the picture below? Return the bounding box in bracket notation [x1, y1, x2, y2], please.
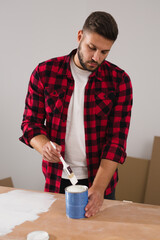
[27, 231, 49, 240]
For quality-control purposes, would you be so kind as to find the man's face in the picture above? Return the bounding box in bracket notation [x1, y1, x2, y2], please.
[75, 30, 114, 71]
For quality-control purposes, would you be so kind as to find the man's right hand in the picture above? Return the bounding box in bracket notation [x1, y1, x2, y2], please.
[42, 141, 62, 163]
[29, 135, 62, 163]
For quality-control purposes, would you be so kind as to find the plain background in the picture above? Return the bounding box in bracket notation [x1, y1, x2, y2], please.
[0, 0, 160, 191]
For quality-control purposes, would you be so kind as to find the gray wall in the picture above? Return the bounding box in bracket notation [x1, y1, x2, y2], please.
[1, 0, 160, 191]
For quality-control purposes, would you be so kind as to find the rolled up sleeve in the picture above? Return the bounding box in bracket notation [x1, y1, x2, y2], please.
[19, 65, 47, 147]
[101, 72, 133, 164]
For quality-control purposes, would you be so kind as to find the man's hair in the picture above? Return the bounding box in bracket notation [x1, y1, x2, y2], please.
[82, 11, 118, 41]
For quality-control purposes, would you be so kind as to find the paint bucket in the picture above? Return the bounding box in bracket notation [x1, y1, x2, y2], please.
[65, 185, 88, 219]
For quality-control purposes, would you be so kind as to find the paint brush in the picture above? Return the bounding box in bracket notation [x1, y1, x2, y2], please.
[50, 141, 78, 185]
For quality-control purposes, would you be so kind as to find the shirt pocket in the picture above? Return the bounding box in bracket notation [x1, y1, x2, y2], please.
[95, 91, 115, 118]
[44, 87, 65, 117]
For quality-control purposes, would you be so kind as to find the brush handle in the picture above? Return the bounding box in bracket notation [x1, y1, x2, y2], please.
[50, 141, 68, 168]
[50, 141, 78, 185]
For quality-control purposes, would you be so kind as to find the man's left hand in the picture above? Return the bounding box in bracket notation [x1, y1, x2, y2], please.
[85, 187, 104, 218]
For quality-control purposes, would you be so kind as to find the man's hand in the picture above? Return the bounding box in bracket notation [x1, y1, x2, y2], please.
[85, 186, 104, 218]
[29, 135, 61, 163]
[42, 141, 62, 163]
[84, 159, 118, 218]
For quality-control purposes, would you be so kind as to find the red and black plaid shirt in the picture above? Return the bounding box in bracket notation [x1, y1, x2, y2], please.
[20, 49, 133, 196]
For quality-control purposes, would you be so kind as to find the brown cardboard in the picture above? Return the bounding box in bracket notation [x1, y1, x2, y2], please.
[116, 156, 150, 203]
[144, 136, 160, 205]
[0, 177, 14, 187]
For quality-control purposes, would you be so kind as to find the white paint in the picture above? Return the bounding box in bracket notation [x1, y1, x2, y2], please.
[27, 231, 49, 240]
[66, 185, 88, 193]
[0, 190, 56, 236]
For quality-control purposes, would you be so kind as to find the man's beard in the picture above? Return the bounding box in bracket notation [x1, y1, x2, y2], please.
[77, 45, 100, 72]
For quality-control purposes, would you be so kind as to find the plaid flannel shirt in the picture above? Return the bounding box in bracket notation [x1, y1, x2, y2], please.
[20, 49, 133, 196]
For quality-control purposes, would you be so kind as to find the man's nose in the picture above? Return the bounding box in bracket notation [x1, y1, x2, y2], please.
[92, 51, 100, 62]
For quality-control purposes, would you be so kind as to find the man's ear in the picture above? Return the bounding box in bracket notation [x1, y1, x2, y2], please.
[77, 30, 83, 43]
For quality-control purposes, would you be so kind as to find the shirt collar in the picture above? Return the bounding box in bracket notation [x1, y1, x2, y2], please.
[57, 49, 105, 81]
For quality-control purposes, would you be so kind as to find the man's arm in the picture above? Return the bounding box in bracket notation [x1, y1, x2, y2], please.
[29, 134, 61, 163]
[85, 159, 118, 217]
[84, 72, 133, 217]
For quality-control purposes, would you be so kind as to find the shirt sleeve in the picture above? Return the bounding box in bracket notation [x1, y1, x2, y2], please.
[101, 71, 133, 164]
[19, 65, 47, 147]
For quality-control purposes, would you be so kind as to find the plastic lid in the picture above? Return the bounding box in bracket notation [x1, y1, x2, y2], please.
[27, 231, 49, 240]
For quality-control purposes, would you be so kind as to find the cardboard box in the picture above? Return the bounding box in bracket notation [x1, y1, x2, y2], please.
[116, 156, 150, 203]
[0, 177, 14, 187]
[144, 136, 160, 205]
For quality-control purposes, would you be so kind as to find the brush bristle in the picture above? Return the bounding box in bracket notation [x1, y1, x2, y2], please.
[69, 174, 78, 185]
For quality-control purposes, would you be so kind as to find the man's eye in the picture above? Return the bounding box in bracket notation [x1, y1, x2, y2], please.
[88, 46, 96, 51]
[102, 51, 109, 55]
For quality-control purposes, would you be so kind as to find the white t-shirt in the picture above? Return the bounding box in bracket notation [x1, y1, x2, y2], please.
[62, 57, 91, 179]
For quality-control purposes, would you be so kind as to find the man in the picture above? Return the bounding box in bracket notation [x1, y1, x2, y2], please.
[20, 11, 133, 217]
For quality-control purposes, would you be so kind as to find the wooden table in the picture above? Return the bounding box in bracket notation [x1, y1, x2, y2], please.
[0, 186, 160, 240]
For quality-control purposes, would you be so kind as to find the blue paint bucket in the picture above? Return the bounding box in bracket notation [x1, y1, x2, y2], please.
[65, 185, 88, 219]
